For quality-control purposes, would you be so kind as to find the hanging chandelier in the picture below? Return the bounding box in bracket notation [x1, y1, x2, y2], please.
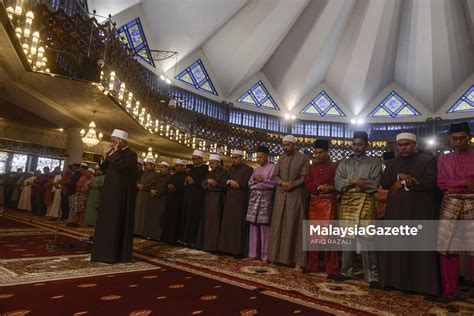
[142, 147, 159, 160]
[80, 112, 103, 147]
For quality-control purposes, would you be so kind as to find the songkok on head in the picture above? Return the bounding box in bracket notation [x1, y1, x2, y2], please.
[209, 154, 220, 161]
[87, 168, 95, 174]
[231, 149, 244, 156]
[450, 122, 470, 135]
[159, 161, 170, 168]
[256, 145, 270, 154]
[282, 135, 296, 143]
[192, 150, 204, 158]
[80, 163, 88, 169]
[396, 132, 416, 142]
[353, 131, 368, 143]
[111, 129, 128, 141]
[145, 158, 155, 164]
[314, 139, 329, 150]
[382, 151, 395, 160]
[137, 158, 144, 164]
[175, 159, 185, 166]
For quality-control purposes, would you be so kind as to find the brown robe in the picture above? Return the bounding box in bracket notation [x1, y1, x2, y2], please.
[217, 164, 253, 255]
[268, 151, 309, 267]
[134, 170, 158, 236]
[144, 173, 172, 241]
[201, 167, 228, 252]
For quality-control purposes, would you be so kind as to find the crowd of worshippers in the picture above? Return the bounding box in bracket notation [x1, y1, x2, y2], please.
[0, 163, 105, 227]
[131, 121, 472, 304]
[0, 121, 472, 305]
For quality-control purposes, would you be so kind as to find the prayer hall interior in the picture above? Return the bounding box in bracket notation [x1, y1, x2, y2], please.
[1, 0, 474, 315]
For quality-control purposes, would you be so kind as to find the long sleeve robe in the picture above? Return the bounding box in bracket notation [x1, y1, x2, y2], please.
[134, 170, 158, 236]
[217, 164, 253, 255]
[181, 164, 208, 246]
[201, 167, 229, 252]
[144, 173, 172, 241]
[91, 147, 137, 263]
[380, 153, 440, 296]
[268, 151, 309, 267]
[162, 171, 186, 244]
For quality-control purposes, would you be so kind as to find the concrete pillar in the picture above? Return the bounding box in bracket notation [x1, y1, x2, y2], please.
[65, 127, 84, 166]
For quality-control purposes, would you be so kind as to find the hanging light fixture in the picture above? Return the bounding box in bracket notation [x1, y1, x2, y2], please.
[80, 111, 103, 147]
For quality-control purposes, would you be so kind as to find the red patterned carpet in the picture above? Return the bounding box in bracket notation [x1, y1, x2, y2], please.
[0, 266, 328, 316]
[2, 211, 474, 315]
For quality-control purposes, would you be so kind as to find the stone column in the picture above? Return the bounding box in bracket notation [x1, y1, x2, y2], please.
[65, 127, 84, 166]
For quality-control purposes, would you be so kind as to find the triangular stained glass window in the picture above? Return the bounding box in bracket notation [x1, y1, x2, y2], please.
[176, 59, 218, 96]
[369, 91, 420, 118]
[116, 18, 155, 67]
[300, 91, 345, 117]
[237, 81, 279, 110]
[448, 85, 474, 113]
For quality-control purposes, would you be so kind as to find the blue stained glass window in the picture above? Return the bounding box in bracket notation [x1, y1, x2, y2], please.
[175, 59, 218, 95]
[369, 91, 420, 118]
[237, 81, 279, 110]
[300, 91, 345, 117]
[116, 18, 155, 67]
[448, 85, 474, 113]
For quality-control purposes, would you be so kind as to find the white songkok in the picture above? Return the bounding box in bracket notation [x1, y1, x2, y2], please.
[145, 158, 155, 164]
[175, 159, 185, 166]
[80, 163, 88, 168]
[137, 158, 144, 164]
[396, 132, 417, 142]
[231, 149, 244, 156]
[192, 150, 204, 158]
[209, 154, 220, 161]
[160, 161, 170, 168]
[111, 129, 128, 141]
[282, 135, 296, 143]
[87, 168, 95, 174]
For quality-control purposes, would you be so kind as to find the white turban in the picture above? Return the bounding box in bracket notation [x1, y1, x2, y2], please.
[282, 135, 296, 143]
[209, 154, 220, 161]
[111, 129, 128, 141]
[87, 168, 95, 174]
[192, 150, 204, 158]
[231, 149, 244, 156]
[175, 159, 185, 166]
[145, 158, 155, 164]
[159, 161, 170, 168]
[396, 133, 416, 142]
[137, 158, 144, 164]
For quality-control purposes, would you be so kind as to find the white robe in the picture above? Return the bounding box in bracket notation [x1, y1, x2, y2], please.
[17, 176, 36, 211]
[46, 174, 62, 218]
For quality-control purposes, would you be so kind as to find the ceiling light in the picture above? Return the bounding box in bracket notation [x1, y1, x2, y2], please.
[427, 138, 436, 146]
[160, 75, 165, 81]
[357, 119, 364, 125]
[284, 113, 290, 120]
[290, 115, 296, 120]
[165, 78, 171, 84]
[350, 119, 357, 124]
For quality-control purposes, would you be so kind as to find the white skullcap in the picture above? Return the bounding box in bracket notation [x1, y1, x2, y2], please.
[137, 158, 144, 164]
[111, 129, 128, 141]
[159, 161, 170, 167]
[175, 159, 185, 166]
[282, 135, 296, 143]
[80, 163, 88, 168]
[209, 154, 220, 161]
[231, 149, 244, 156]
[145, 158, 155, 164]
[396, 132, 416, 142]
[192, 150, 204, 158]
[87, 168, 95, 174]
[94, 164, 100, 169]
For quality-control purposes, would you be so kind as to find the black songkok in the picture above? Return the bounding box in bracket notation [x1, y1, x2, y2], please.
[314, 139, 329, 150]
[449, 122, 470, 135]
[353, 131, 368, 143]
[382, 151, 395, 160]
[256, 145, 270, 154]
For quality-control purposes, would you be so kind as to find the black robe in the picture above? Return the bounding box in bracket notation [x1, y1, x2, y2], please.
[162, 171, 186, 244]
[380, 153, 440, 296]
[217, 164, 253, 256]
[201, 167, 229, 252]
[180, 164, 208, 246]
[144, 173, 172, 241]
[91, 148, 137, 263]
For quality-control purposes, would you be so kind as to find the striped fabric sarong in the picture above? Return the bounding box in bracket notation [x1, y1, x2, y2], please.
[339, 190, 376, 238]
[246, 189, 275, 224]
[438, 194, 474, 255]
